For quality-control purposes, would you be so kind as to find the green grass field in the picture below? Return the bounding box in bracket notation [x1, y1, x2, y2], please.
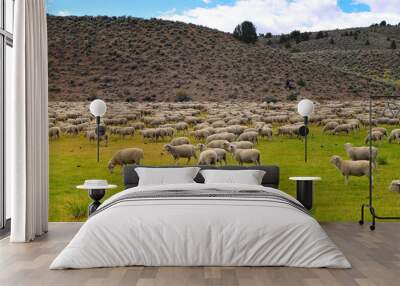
[49, 125, 400, 222]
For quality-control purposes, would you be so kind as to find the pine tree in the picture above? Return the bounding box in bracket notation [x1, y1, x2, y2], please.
[233, 21, 258, 44]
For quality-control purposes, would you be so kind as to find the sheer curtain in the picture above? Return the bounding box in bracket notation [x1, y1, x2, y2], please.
[8, 0, 48, 242]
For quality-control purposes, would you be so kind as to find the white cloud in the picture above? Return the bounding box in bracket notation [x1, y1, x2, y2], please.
[203, 0, 212, 4]
[160, 0, 400, 34]
[58, 10, 70, 17]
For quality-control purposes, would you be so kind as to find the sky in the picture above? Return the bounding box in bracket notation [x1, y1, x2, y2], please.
[46, 0, 400, 34]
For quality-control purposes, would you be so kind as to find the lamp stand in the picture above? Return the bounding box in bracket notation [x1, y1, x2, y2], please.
[304, 116, 308, 163]
[96, 116, 100, 163]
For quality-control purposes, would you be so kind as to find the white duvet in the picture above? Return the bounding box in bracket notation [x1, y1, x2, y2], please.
[50, 183, 351, 269]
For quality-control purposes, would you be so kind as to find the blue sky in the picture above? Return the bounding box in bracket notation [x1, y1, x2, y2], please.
[46, 1, 400, 34]
[47, 0, 369, 17]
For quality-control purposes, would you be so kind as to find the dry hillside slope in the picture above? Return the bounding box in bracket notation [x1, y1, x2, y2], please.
[47, 15, 394, 102]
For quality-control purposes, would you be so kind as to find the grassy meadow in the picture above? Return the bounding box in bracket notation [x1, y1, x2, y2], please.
[50, 125, 400, 222]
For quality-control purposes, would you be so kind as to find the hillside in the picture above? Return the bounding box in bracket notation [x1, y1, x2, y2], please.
[266, 25, 400, 85]
[47, 15, 394, 102]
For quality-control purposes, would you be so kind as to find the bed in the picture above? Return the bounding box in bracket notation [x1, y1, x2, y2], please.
[50, 166, 350, 269]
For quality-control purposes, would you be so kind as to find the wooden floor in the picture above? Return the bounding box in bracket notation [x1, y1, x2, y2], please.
[0, 223, 399, 286]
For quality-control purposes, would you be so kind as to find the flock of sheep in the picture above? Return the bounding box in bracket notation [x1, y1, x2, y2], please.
[48, 100, 400, 188]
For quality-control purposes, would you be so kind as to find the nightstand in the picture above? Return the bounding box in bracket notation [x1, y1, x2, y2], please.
[289, 177, 321, 210]
[77, 180, 117, 215]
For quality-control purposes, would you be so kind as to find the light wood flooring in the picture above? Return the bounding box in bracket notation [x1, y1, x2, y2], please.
[0, 222, 399, 286]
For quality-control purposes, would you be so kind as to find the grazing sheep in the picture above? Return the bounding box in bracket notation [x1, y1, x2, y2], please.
[389, 180, 400, 193]
[257, 126, 273, 140]
[170, 137, 190, 146]
[207, 140, 230, 149]
[388, 129, 400, 143]
[364, 131, 384, 144]
[64, 125, 79, 135]
[197, 144, 227, 165]
[118, 127, 135, 138]
[322, 122, 339, 133]
[191, 129, 210, 140]
[197, 149, 218, 166]
[131, 122, 145, 130]
[108, 148, 144, 173]
[206, 132, 236, 143]
[86, 130, 109, 146]
[372, 127, 387, 136]
[224, 141, 253, 151]
[175, 122, 189, 133]
[49, 127, 61, 140]
[140, 128, 158, 142]
[331, 124, 352, 135]
[238, 131, 258, 144]
[163, 144, 197, 165]
[330, 155, 373, 185]
[228, 145, 261, 166]
[344, 143, 378, 166]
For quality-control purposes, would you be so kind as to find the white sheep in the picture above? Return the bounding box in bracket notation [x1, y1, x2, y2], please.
[170, 137, 190, 146]
[344, 143, 378, 166]
[197, 143, 227, 165]
[49, 127, 61, 140]
[163, 144, 197, 165]
[197, 149, 218, 166]
[86, 130, 109, 146]
[330, 155, 373, 185]
[372, 127, 387, 136]
[238, 131, 258, 144]
[322, 122, 339, 133]
[388, 129, 400, 143]
[108, 148, 144, 173]
[224, 141, 253, 151]
[364, 131, 384, 144]
[331, 124, 352, 135]
[228, 145, 261, 166]
[207, 140, 230, 149]
[257, 126, 273, 140]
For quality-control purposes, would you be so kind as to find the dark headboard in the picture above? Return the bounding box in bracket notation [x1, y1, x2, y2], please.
[123, 165, 280, 189]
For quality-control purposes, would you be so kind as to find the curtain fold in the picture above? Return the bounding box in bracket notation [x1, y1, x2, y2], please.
[9, 0, 49, 242]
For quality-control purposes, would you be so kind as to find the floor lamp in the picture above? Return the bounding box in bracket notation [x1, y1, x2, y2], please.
[89, 99, 107, 162]
[297, 99, 315, 162]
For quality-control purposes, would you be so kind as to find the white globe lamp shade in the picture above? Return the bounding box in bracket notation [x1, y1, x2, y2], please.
[297, 99, 314, 117]
[90, 99, 107, 117]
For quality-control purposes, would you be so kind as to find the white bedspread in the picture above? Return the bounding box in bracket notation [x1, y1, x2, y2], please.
[50, 183, 351, 269]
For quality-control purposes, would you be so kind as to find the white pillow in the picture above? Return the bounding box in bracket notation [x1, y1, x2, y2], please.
[200, 170, 266, 185]
[136, 167, 200, 186]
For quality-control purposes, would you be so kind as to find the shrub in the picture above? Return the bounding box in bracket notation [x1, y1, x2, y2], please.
[377, 156, 388, 165]
[365, 39, 370, 46]
[287, 92, 298, 101]
[233, 21, 258, 44]
[297, 79, 306, 87]
[390, 40, 397, 49]
[315, 31, 325, 39]
[125, 96, 136, 103]
[175, 91, 192, 102]
[380, 20, 387, 27]
[66, 201, 86, 219]
[329, 38, 335, 45]
[263, 95, 278, 103]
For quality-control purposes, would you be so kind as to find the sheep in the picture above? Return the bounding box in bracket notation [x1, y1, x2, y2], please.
[238, 131, 258, 144]
[191, 129, 210, 140]
[108, 148, 144, 173]
[170, 137, 190, 146]
[49, 127, 61, 140]
[228, 145, 261, 166]
[118, 127, 135, 138]
[131, 122, 145, 130]
[197, 149, 218, 166]
[322, 122, 339, 133]
[372, 127, 387, 136]
[224, 141, 253, 151]
[175, 122, 189, 133]
[163, 144, 197, 165]
[331, 124, 352, 135]
[330, 155, 373, 185]
[388, 129, 400, 143]
[257, 126, 273, 140]
[86, 130, 109, 146]
[64, 125, 79, 135]
[197, 144, 227, 165]
[364, 131, 384, 144]
[140, 128, 158, 142]
[344, 143, 378, 166]
[207, 140, 230, 149]
[206, 132, 236, 143]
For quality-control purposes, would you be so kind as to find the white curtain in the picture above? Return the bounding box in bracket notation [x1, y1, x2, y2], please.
[8, 0, 49, 242]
